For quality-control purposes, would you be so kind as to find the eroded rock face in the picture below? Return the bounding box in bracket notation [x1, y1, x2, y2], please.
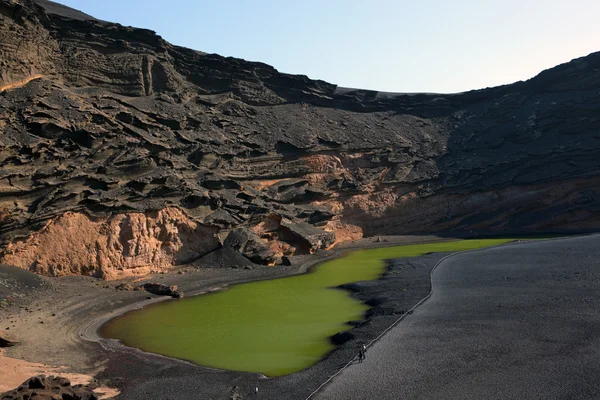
[0, 207, 219, 279]
[0, 0, 599, 276]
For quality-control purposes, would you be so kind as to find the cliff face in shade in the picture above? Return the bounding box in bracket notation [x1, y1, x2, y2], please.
[0, 0, 599, 276]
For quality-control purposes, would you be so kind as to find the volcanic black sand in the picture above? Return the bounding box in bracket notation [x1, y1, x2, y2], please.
[0, 264, 47, 301]
[316, 234, 600, 399]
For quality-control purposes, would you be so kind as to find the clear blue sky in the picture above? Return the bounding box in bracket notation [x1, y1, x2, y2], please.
[57, 0, 600, 93]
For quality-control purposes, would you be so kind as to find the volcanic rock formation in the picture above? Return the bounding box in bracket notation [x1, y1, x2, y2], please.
[1, 207, 219, 278]
[0, 375, 98, 400]
[141, 282, 183, 298]
[1, 0, 599, 276]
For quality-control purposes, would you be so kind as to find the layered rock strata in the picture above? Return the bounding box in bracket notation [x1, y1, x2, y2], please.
[1, 0, 599, 276]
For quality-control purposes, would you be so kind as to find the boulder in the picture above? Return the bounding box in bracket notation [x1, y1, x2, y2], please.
[224, 228, 276, 265]
[248, 214, 335, 257]
[140, 283, 183, 298]
[278, 219, 336, 253]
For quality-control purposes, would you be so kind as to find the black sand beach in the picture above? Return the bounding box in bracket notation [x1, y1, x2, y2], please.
[316, 234, 600, 399]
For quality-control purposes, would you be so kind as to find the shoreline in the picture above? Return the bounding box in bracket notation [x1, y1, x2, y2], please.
[1, 234, 570, 398]
[0, 234, 445, 396]
[81, 234, 450, 345]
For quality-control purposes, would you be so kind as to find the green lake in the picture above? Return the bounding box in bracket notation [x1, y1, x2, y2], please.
[101, 239, 516, 376]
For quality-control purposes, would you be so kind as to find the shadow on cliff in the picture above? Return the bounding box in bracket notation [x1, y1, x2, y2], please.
[427, 51, 600, 237]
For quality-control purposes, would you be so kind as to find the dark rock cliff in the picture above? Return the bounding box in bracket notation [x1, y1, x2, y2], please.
[0, 0, 599, 276]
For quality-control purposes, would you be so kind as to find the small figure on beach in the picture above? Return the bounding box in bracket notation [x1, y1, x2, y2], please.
[358, 344, 366, 363]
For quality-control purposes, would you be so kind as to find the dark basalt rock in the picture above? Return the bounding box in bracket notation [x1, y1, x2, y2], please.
[281, 255, 292, 266]
[278, 219, 336, 253]
[0, 375, 98, 400]
[140, 283, 183, 298]
[195, 245, 255, 268]
[224, 228, 277, 265]
[26, 376, 45, 389]
[203, 209, 239, 228]
[0, 0, 600, 272]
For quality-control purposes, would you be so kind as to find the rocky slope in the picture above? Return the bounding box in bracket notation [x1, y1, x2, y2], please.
[0, 0, 599, 277]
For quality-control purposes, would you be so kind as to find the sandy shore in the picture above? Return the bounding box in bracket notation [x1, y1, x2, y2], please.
[0, 234, 447, 398]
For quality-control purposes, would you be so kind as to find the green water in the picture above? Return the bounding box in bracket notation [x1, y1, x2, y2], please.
[101, 239, 515, 376]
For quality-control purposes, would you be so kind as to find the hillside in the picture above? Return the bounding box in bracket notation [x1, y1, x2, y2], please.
[1, 0, 599, 278]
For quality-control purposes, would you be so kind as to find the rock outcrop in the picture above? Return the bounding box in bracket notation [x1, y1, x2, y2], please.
[141, 282, 183, 298]
[1, 208, 219, 279]
[0, 375, 98, 400]
[0, 0, 599, 276]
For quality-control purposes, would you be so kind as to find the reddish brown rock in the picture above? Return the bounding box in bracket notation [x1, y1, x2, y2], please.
[0, 208, 219, 279]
